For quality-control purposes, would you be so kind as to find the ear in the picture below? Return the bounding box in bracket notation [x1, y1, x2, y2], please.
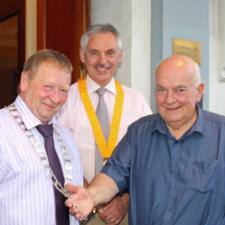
[19, 71, 29, 92]
[80, 48, 85, 63]
[118, 50, 123, 64]
[196, 83, 205, 102]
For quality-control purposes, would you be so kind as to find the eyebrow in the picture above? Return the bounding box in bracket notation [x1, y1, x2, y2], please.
[156, 84, 189, 88]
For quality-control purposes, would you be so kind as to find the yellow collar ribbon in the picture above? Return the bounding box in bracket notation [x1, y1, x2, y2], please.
[78, 79, 124, 158]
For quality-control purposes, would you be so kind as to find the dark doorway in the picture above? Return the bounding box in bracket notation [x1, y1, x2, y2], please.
[0, 0, 25, 108]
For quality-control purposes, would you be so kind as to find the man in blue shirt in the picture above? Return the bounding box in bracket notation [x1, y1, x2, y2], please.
[65, 55, 225, 225]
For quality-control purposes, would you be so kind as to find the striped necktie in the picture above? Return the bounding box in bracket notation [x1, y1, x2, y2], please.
[95, 87, 110, 174]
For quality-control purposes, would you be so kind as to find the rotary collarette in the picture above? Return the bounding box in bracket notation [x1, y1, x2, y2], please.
[78, 79, 124, 159]
[7, 103, 73, 198]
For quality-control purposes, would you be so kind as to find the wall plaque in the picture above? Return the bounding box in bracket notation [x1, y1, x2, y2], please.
[172, 38, 201, 65]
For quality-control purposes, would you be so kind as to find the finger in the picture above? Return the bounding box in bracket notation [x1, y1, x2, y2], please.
[65, 183, 78, 193]
[97, 207, 104, 214]
[104, 214, 122, 225]
[73, 208, 88, 222]
[65, 198, 73, 208]
[78, 215, 88, 222]
[68, 202, 79, 214]
[68, 204, 87, 221]
[106, 218, 120, 225]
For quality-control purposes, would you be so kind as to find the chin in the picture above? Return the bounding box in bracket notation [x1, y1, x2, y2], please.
[41, 110, 54, 119]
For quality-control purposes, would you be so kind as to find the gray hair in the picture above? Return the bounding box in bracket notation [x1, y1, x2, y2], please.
[23, 49, 73, 79]
[80, 23, 122, 50]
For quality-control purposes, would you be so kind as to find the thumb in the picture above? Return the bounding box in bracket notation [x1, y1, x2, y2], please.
[65, 183, 80, 193]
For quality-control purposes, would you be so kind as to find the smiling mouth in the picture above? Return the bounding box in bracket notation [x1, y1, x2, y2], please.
[44, 103, 57, 111]
[166, 106, 181, 111]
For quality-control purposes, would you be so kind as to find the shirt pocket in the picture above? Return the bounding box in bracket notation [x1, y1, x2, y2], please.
[177, 160, 218, 192]
[175, 160, 225, 225]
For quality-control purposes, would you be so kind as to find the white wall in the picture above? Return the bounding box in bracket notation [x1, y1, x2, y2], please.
[130, 0, 151, 105]
[25, 0, 151, 104]
[25, 1, 225, 115]
[209, 0, 225, 115]
[162, 0, 209, 110]
[91, 0, 151, 104]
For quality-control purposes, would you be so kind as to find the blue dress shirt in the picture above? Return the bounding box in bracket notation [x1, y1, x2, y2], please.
[102, 106, 225, 225]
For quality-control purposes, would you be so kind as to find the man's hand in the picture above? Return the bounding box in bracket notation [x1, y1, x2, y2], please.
[65, 173, 120, 222]
[65, 183, 94, 221]
[97, 193, 129, 225]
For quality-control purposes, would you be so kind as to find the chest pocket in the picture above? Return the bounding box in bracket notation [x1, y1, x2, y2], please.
[177, 160, 219, 192]
[171, 160, 225, 225]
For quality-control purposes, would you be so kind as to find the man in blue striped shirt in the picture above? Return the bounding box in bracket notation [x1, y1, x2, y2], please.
[66, 55, 225, 225]
[0, 49, 83, 225]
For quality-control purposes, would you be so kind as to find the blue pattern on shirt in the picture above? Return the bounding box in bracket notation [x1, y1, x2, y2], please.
[102, 106, 225, 225]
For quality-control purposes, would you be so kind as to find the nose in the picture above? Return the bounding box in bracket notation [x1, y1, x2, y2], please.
[165, 90, 176, 104]
[50, 89, 62, 104]
[99, 53, 108, 64]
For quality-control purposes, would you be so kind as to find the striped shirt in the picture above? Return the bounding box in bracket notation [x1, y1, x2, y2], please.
[0, 96, 82, 225]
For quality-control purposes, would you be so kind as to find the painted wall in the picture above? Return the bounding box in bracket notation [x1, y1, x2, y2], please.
[26, 1, 225, 115]
[209, 0, 225, 115]
[151, 0, 163, 112]
[151, 0, 209, 112]
[163, 0, 209, 109]
[25, 0, 151, 105]
[91, 0, 151, 104]
[91, 0, 132, 86]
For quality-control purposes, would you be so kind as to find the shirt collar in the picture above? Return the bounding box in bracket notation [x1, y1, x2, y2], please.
[15, 96, 57, 130]
[186, 104, 204, 135]
[86, 75, 116, 95]
[151, 114, 169, 136]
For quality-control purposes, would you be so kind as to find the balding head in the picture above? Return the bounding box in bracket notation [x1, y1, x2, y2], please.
[155, 55, 205, 138]
[156, 55, 201, 86]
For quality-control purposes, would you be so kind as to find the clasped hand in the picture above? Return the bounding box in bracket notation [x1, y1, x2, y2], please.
[65, 183, 94, 221]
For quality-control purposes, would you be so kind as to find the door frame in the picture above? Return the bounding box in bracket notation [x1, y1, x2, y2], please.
[37, 0, 90, 82]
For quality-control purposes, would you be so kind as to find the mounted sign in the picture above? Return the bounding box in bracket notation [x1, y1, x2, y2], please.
[172, 38, 201, 65]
